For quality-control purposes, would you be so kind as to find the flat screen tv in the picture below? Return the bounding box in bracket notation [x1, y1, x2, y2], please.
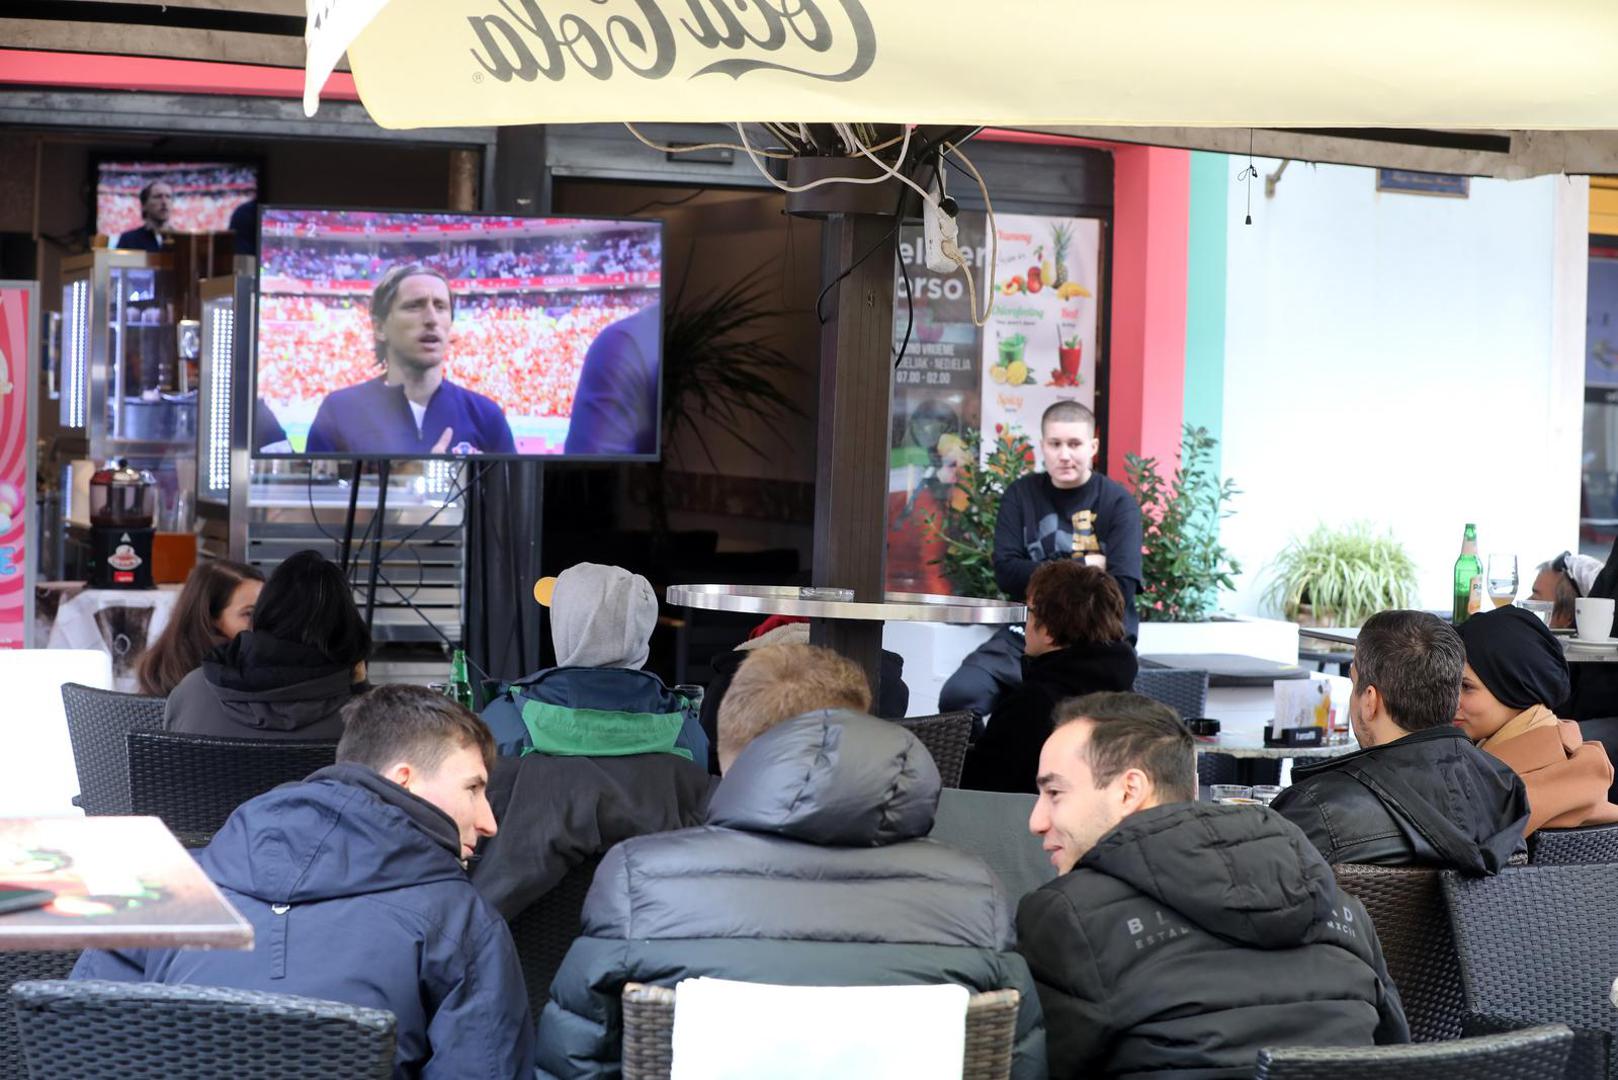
[96, 160, 259, 247]
[252, 207, 663, 460]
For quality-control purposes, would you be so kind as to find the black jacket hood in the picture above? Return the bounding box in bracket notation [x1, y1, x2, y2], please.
[1080, 802, 1338, 949]
[200, 631, 361, 733]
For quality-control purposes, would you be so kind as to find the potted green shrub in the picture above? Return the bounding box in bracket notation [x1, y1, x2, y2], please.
[1124, 425, 1241, 623]
[1262, 523, 1418, 627]
[927, 424, 1036, 599]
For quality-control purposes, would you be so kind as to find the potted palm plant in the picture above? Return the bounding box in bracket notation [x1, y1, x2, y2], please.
[1261, 523, 1419, 627]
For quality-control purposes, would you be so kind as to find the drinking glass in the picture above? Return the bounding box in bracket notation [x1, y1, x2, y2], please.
[1486, 555, 1519, 608]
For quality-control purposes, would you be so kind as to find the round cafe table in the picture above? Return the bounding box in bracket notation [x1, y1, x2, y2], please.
[665, 584, 1024, 625]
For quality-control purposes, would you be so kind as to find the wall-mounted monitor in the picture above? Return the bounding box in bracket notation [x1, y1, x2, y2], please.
[96, 160, 259, 249]
[252, 207, 663, 461]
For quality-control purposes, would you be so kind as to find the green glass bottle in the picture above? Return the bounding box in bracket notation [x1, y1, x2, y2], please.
[1452, 524, 1482, 625]
[447, 648, 476, 711]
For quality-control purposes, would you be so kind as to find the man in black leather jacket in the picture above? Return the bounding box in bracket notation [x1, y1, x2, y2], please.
[1271, 610, 1528, 872]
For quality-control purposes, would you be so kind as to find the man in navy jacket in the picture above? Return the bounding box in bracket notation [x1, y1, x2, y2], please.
[72, 685, 535, 1079]
[304, 264, 516, 456]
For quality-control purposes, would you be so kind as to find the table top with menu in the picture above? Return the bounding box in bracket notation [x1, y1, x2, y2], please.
[0, 816, 252, 952]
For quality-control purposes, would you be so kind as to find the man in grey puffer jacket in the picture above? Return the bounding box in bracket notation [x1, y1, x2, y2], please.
[535, 680, 1046, 1078]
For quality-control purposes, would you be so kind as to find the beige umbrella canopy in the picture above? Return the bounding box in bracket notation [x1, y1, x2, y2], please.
[312, 1, 1618, 126]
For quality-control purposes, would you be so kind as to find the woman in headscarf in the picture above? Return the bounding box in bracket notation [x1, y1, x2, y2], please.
[1455, 604, 1618, 834]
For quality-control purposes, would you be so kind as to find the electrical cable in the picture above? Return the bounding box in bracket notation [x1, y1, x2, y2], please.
[942, 140, 999, 327]
[624, 189, 705, 217]
[625, 121, 794, 160]
[736, 122, 914, 194]
[814, 219, 898, 325]
[370, 562, 494, 687]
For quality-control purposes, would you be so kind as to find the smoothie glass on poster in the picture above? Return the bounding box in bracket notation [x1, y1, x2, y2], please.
[997, 333, 1027, 368]
[1057, 323, 1082, 381]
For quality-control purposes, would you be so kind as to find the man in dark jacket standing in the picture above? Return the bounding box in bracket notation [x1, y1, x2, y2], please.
[73, 686, 535, 1079]
[536, 647, 1046, 1079]
[942, 399, 1144, 719]
[1020, 692, 1408, 1079]
[964, 560, 1138, 792]
[1271, 610, 1529, 871]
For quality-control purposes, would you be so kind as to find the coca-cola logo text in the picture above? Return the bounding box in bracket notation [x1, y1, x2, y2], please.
[467, 0, 876, 85]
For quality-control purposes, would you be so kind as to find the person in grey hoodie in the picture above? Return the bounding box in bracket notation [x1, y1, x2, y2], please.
[164, 550, 370, 741]
[1019, 692, 1408, 1079]
[536, 650, 1046, 1079]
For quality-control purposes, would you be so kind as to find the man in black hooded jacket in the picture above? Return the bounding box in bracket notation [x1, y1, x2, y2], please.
[1271, 610, 1529, 871]
[1018, 692, 1408, 1079]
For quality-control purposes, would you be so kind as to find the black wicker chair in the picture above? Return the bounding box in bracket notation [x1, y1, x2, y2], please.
[1443, 864, 1618, 1079]
[127, 731, 338, 846]
[10, 979, 396, 1079]
[509, 855, 603, 1024]
[897, 712, 975, 788]
[1332, 863, 1465, 1042]
[1529, 821, 1618, 866]
[0, 951, 79, 1079]
[1254, 1024, 1573, 1079]
[620, 982, 1020, 1080]
[1132, 668, 1209, 721]
[60, 682, 166, 815]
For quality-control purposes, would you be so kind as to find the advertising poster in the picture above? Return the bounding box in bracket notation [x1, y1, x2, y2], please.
[0, 282, 36, 647]
[978, 214, 1102, 454]
[886, 214, 988, 595]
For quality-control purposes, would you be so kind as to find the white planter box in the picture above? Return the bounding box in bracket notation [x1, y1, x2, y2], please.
[1136, 614, 1299, 666]
[883, 622, 998, 717]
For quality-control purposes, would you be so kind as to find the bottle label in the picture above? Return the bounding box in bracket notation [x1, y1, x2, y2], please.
[1467, 575, 1486, 616]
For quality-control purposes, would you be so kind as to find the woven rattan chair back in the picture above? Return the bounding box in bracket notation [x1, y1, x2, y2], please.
[61, 682, 166, 815]
[1254, 1024, 1572, 1079]
[10, 979, 396, 1079]
[897, 712, 975, 789]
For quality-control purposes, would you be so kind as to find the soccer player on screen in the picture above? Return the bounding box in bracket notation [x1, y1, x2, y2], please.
[114, 181, 173, 251]
[304, 265, 516, 456]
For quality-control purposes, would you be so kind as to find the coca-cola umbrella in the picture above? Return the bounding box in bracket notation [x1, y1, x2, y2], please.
[307, 0, 1618, 132]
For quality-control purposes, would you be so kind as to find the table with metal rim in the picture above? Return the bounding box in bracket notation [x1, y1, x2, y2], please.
[1196, 732, 1358, 760]
[665, 584, 1026, 625]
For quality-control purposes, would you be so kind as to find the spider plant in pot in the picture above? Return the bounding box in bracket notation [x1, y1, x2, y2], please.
[1262, 522, 1419, 628]
[651, 264, 804, 535]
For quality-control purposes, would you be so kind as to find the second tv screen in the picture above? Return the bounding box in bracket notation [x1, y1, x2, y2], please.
[255, 208, 663, 459]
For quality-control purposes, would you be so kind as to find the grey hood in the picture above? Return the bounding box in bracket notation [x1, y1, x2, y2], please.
[707, 710, 940, 846]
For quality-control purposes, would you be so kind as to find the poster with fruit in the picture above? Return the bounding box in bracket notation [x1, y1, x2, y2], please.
[981, 215, 1102, 460]
[0, 282, 36, 648]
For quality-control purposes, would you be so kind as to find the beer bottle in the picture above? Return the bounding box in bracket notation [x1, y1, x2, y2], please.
[447, 648, 476, 711]
[1452, 524, 1483, 625]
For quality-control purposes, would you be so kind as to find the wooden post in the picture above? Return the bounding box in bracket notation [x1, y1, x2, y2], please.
[808, 211, 896, 696]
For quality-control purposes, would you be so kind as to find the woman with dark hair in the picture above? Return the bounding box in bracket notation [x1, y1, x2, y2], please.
[136, 560, 264, 697]
[1456, 604, 1618, 834]
[961, 561, 1139, 793]
[164, 550, 371, 741]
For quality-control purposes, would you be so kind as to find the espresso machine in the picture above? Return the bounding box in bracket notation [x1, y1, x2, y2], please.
[88, 459, 156, 589]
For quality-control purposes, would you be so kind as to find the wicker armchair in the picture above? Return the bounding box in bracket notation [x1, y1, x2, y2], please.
[510, 855, 602, 1024]
[1332, 863, 1464, 1042]
[1443, 864, 1618, 1079]
[620, 982, 1019, 1080]
[1529, 821, 1618, 866]
[127, 730, 338, 846]
[60, 682, 166, 815]
[1254, 1024, 1573, 1079]
[1132, 668, 1209, 721]
[897, 712, 975, 788]
[0, 951, 80, 1079]
[9, 979, 396, 1079]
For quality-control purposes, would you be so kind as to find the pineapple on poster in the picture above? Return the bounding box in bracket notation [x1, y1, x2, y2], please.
[981, 215, 1101, 458]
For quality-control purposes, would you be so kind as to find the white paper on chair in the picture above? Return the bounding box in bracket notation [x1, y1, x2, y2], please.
[670, 977, 972, 1080]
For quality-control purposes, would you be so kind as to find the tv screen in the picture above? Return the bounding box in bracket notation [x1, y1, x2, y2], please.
[253, 207, 663, 460]
[97, 160, 259, 247]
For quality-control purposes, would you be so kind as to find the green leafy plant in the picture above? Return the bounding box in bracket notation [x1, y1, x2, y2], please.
[651, 265, 805, 531]
[1124, 426, 1240, 623]
[1262, 523, 1418, 627]
[926, 424, 1036, 598]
